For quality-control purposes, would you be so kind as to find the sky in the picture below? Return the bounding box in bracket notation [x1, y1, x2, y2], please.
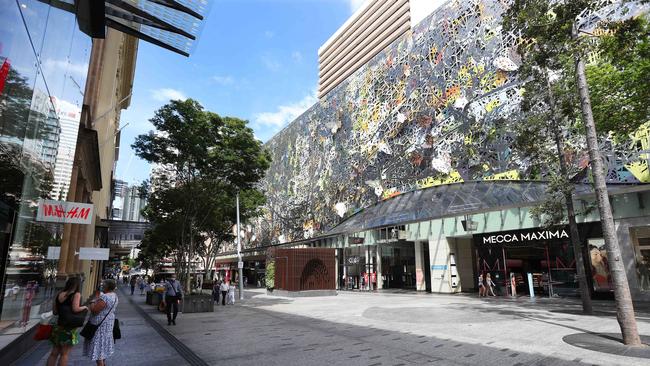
[114, 0, 367, 185]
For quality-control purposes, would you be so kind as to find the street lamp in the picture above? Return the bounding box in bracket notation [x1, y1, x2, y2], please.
[236, 192, 244, 300]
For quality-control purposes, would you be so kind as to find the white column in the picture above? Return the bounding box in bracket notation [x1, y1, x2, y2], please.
[429, 237, 455, 293]
[414, 241, 426, 291]
[376, 245, 383, 289]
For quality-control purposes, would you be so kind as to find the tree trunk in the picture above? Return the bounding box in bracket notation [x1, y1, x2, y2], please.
[546, 72, 593, 314]
[574, 51, 641, 345]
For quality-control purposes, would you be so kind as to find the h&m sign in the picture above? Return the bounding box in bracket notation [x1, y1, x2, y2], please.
[37, 199, 94, 225]
[478, 228, 570, 245]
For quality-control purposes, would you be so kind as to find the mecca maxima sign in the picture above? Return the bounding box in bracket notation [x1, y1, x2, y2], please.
[479, 228, 570, 245]
[36, 199, 93, 225]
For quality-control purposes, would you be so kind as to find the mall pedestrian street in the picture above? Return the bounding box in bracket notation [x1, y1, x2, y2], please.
[16, 286, 650, 366]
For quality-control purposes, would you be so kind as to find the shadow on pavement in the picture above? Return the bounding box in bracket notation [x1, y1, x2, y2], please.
[155, 298, 634, 366]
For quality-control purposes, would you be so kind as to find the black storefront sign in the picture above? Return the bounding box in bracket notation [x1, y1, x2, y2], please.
[475, 227, 570, 246]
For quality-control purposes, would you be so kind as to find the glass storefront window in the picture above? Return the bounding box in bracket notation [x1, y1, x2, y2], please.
[630, 227, 650, 291]
[0, 0, 90, 340]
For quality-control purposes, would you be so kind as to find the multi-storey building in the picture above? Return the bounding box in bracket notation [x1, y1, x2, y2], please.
[0, 1, 210, 362]
[220, 0, 650, 304]
[50, 97, 81, 200]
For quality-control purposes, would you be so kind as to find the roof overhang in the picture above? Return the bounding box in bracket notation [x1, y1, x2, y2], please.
[326, 181, 649, 236]
[42, 0, 210, 57]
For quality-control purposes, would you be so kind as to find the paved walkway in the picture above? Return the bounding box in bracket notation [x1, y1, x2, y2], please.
[13, 287, 650, 365]
[13, 286, 189, 366]
[137, 288, 650, 366]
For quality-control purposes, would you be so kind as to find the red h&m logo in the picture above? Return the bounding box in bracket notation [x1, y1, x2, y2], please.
[37, 200, 93, 224]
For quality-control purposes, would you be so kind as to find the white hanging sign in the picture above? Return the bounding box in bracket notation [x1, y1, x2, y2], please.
[36, 199, 94, 225]
[47, 246, 61, 260]
[78, 248, 109, 260]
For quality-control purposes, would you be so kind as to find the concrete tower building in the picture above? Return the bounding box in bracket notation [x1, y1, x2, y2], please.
[50, 97, 81, 200]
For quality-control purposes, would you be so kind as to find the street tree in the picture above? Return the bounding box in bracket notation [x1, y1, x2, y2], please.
[132, 99, 270, 291]
[503, 0, 648, 345]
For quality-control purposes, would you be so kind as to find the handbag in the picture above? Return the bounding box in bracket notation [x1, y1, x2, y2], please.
[57, 293, 87, 328]
[80, 298, 116, 339]
[113, 318, 121, 340]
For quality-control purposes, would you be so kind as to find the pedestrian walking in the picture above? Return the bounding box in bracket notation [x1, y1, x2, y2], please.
[219, 280, 229, 306]
[129, 276, 136, 295]
[83, 279, 118, 366]
[486, 273, 496, 296]
[47, 277, 88, 366]
[478, 274, 486, 297]
[138, 277, 146, 295]
[164, 274, 183, 325]
[227, 282, 235, 305]
[212, 280, 221, 304]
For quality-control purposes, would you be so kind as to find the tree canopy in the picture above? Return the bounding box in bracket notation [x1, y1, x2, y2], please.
[132, 99, 271, 288]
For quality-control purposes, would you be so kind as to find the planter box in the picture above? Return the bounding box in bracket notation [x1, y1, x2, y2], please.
[181, 294, 214, 313]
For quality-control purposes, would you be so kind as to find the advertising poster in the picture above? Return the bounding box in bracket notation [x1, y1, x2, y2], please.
[588, 238, 613, 291]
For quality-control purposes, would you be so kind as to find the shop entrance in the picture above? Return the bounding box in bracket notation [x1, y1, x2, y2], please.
[338, 241, 417, 291]
[381, 242, 416, 290]
[503, 246, 549, 296]
[474, 227, 580, 298]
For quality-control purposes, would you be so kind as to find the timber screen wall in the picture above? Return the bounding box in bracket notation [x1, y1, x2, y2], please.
[275, 249, 336, 292]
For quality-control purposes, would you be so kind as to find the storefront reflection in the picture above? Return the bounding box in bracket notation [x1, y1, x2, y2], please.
[0, 0, 90, 340]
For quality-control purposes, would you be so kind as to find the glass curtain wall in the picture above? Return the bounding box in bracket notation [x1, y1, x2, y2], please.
[0, 0, 90, 338]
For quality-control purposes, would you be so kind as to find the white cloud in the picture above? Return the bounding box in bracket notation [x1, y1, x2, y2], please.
[42, 58, 89, 79]
[150, 88, 186, 101]
[291, 51, 303, 63]
[211, 75, 234, 85]
[261, 55, 281, 72]
[348, 0, 367, 13]
[254, 90, 317, 129]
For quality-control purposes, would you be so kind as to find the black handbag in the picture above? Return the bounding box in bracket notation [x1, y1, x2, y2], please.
[113, 318, 121, 340]
[80, 299, 116, 339]
[57, 293, 87, 328]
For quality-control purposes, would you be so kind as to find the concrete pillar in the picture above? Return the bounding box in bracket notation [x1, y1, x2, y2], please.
[415, 241, 426, 291]
[57, 166, 79, 276]
[429, 237, 455, 293]
[335, 250, 339, 290]
[376, 245, 383, 289]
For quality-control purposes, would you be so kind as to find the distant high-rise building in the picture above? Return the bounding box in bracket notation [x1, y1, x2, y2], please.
[122, 185, 146, 222]
[111, 179, 128, 219]
[50, 97, 81, 200]
[111, 180, 147, 222]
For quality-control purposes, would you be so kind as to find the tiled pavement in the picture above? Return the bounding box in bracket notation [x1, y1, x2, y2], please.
[13, 286, 650, 366]
[13, 285, 189, 366]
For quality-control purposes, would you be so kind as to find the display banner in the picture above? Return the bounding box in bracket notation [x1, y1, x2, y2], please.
[47, 246, 61, 260]
[37, 199, 94, 225]
[78, 248, 109, 260]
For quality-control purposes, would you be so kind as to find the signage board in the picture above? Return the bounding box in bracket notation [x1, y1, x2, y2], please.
[78, 248, 109, 260]
[238, 261, 244, 269]
[475, 227, 570, 246]
[431, 264, 448, 271]
[47, 246, 61, 260]
[348, 236, 364, 244]
[36, 199, 94, 225]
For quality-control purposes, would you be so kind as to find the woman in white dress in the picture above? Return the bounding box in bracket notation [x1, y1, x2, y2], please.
[227, 282, 235, 305]
[83, 279, 118, 366]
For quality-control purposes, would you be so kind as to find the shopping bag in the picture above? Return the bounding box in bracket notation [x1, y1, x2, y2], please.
[158, 300, 166, 312]
[33, 323, 53, 341]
